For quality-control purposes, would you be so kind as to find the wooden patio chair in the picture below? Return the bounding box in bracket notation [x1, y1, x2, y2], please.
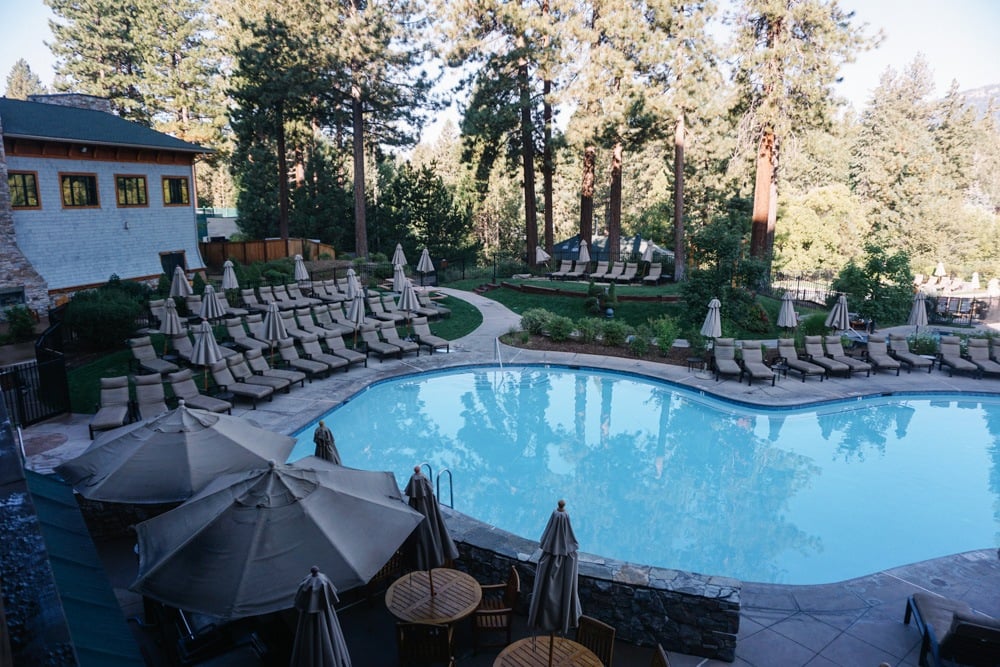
[650, 643, 670, 667]
[396, 623, 455, 667]
[473, 566, 520, 651]
[576, 615, 616, 667]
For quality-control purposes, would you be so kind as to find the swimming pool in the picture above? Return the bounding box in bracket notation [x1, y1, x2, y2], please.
[289, 365, 1000, 584]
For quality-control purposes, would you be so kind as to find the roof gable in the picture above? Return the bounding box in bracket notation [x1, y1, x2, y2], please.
[0, 97, 208, 154]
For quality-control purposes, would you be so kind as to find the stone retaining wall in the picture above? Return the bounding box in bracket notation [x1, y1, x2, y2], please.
[445, 507, 740, 662]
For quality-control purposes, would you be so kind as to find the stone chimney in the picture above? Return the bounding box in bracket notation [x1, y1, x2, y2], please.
[0, 115, 51, 314]
[27, 93, 113, 114]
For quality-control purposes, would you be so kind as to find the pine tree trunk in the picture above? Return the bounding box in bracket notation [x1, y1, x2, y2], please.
[352, 88, 367, 258]
[276, 103, 289, 240]
[579, 146, 595, 246]
[673, 114, 686, 282]
[519, 60, 538, 266]
[542, 78, 554, 257]
[750, 130, 775, 261]
[608, 142, 622, 262]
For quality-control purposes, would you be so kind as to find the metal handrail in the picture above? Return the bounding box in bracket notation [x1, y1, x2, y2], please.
[436, 468, 454, 509]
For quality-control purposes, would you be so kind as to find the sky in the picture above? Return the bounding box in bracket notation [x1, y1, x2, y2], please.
[1, 0, 998, 135]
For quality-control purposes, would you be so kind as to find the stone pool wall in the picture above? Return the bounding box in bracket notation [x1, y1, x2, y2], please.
[445, 507, 741, 662]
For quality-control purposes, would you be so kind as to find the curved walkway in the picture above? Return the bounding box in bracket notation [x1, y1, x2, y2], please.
[21, 288, 1000, 666]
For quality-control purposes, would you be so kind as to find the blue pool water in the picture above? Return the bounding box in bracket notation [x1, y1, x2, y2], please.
[289, 366, 1000, 584]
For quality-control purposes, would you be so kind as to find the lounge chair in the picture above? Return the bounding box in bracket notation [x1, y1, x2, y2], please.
[128, 336, 180, 376]
[166, 369, 232, 413]
[259, 285, 295, 310]
[614, 262, 639, 283]
[214, 291, 248, 318]
[564, 261, 588, 279]
[642, 264, 664, 285]
[89, 376, 131, 438]
[412, 317, 449, 354]
[776, 338, 826, 382]
[285, 283, 322, 306]
[367, 296, 406, 323]
[279, 310, 312, 341]
[133, 373, 169, 419]
[299, 334, 350, 373]
[418, 293, 451, 318]
[319, 332, 367, 368]
[243, 348, 307, 387]
[171, 330, 236, 363]
[378, 321, 419, 358]
[966, 339, 1000, 377]
[384, 294, 434, 320]
[938, 336, 981, 378]
[802, 336, 851, 378]
[311, 305, 355, 337]
[888, 334, 935, 373]
[823, 336, 872, 377]
[738, 343, 776, 386]
[239, 288, 271, 314]
[149, 298, 166, 328]
[548, 260, 573, 280]
[360, 324, 402, 361]
[586, 261, 609, 280]
[208, 359, 273, 408]
[710, 338, 743, 383]
[224, 317, 268, 352]
[904, 592, 1000, 667]
[277, 338, 330, 379]
[599, 263, 624, 283]
[311, 281, 346, 304]
[863, 335, 901, 376]
[226, 353, 291, 393]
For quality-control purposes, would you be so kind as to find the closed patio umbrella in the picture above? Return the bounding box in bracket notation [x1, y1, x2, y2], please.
[391, 243, 407, 267]
[130, 461, 423, 619]
[169, 265, 192, 299]
[397, 282, 420, 336]
[535, 246, 551, 264]
[55, 403, 295, 504]
[404, 466, 459, 596]
[527, 499, 582, 667]
[199, 284, 226, 322]
[392, 264, 408, 293]
[577, 240, 590, 265]
[825, 294, 851, 331]
[191, 320, 223, 389]
[262, 301, 288, 364]
[294, 254, 310, 282]
[777, 292, 797, 330]
[908, 292, 928, 332]
[934, 261, 947, 277]
[641, 241, 660, 263]
[972, 272, 981, 290]
[290, 567, 352, 667]
[700, 298, 722, 339]
[345, 268, 359, 299]
[416, 248, 434, 286]
[158, 297, 184, 354]
[221, 260, 239, 291]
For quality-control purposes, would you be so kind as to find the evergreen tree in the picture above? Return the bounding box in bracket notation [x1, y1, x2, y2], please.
[4, 59, 47, 99]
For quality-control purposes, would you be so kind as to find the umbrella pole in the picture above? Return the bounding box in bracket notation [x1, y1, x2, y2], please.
[429, 568, 435, 597]
[548, 631, 555, 667]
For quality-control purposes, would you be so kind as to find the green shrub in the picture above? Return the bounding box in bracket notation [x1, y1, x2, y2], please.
[741, 301, 771, 333]
[191, 272, 206, 295]
[600, 320, 628, 347]
[547, 315, 575, 342]
[520, 308, 551, 335]
[583, 296, 602, 316]
[4, 306, 37, 342]
[650, 316, 680, 356]
[264, 269, 286, 285]
[629, 324, 652, 357]
[907, 332, 938, 355]
[157, 273, 171, 296]
[66, 289, 143, 347]
[799, 313, 829, 336]
[685, 327, 707, 357]
[102, 273, 151, 301]
[576, 318, 599, 343]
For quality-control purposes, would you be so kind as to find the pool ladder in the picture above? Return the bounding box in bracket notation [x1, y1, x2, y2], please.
[419, 462, 454, 508]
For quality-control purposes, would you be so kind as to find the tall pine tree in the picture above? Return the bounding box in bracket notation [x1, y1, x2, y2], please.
[4, 59, 47, 99]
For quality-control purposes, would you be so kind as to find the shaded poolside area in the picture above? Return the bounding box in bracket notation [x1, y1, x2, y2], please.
[19, 288, 1000, 666]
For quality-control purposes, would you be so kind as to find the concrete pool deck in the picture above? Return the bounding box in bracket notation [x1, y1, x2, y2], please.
[19, 288, 1000, 666]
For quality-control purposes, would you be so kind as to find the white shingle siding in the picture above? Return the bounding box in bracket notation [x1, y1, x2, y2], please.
[8, 155, 205, 291]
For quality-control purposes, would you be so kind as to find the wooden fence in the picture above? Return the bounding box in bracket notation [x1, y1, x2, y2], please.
[198, 238, 337, 271]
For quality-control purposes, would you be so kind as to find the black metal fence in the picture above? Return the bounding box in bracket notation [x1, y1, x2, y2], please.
[0, 307, 71, 428]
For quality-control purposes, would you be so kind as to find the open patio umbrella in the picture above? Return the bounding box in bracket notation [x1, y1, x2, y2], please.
[825, 294, 851, 332]
[527, 499, 582, 667]
[158, 297, 184, 354]
[934, 261, 947, 277]
[404, 466, 459, 597]
[577, 240, 590, 265]
[191, 320, 223, 389]
[908, 292, 928, 332]
[130, 461, 423, 619]
[169, 265, 192, 299]
[391, 243, 407, 267]
[262, 301, 288, 364]
[290, 566, 352, 667]
[294, 254, 310, 283]
[535, 246, 551, 265]
[777, 292, 797, 330]
[199, 284, 226, 322]
[221, 260, 240, 291]
[700, 298, 722, 339]
[416, 248, 434, 286]
[55, 404, 295, 503]
[392, 263, 408, 293]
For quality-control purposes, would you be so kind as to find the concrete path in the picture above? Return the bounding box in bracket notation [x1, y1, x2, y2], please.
[18, 289, 1000, 666]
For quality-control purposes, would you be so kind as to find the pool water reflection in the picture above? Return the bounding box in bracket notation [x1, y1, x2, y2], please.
[290, 366, 1000, 584]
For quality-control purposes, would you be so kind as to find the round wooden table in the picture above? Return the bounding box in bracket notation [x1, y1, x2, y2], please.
[494, 635, 603, 667]
[385, 568, 482, 625]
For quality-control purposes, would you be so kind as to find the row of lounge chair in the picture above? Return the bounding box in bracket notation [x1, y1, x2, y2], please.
[548, 260, 667, 285]
[710, 333, 1000, 385]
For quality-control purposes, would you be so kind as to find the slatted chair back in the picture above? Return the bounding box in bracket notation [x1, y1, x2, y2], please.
[396, 623, 455, 666]
[650, 643, 670, 667]
[576, 615, 616, 667]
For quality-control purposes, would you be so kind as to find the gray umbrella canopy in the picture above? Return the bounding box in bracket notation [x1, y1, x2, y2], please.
[262, 301, 288, 343]
[159, 298, 185, 336]
[404, 467, 459, 572]
[392, 264, 408, 293]
[131, 461, 423, 619]
[391, 243, 407, 267]
[190, 320, 223, 367]
[169, 265, 192, 299]
[641, 242, 659, 263]
[290, 567, 352, 667]
[416, 248, 435, 274]
[294, 254, 310, 282]
[55, 404, 295, 503]
[527, 500, 582, 637]
[577, 240, 590, 264]
[345, 268, 361, 299]
[700, 298, 722, 338]
[536, 246, 551, 263]
[397, 282, 420, 317]
[221, 260, 240, 291]
[777, 292, 797, 329]
[199, 284, 226, 321]
[908, 292, 928, 331]
[825, 294, 851, 331]
[934, 261, 946, 277]
[346, 295, 366, 330]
